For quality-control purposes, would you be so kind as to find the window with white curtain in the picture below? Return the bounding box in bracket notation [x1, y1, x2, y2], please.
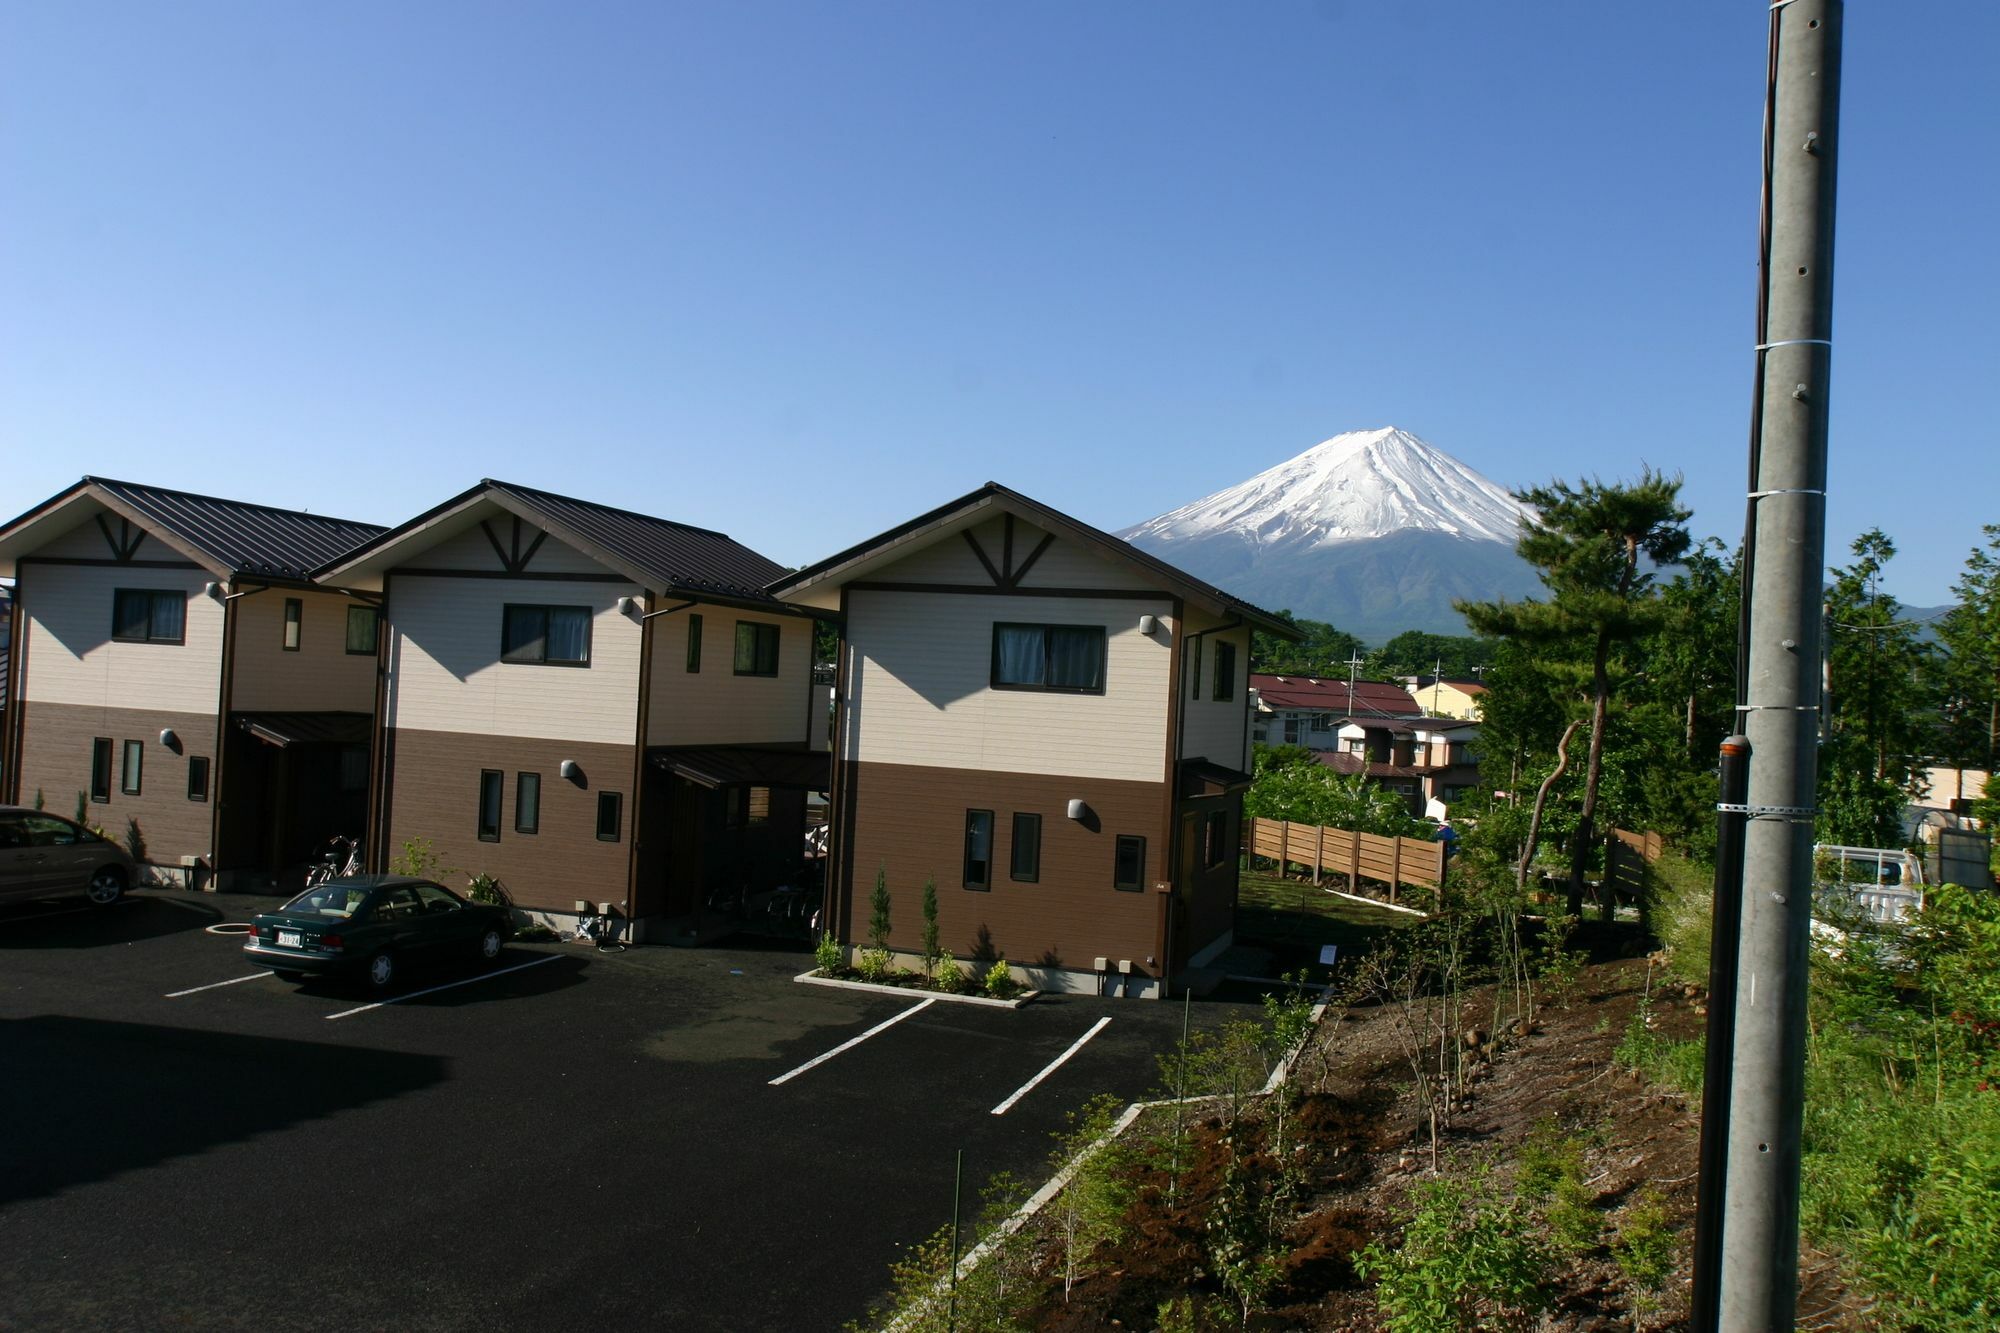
[990, 623, 1105, 693]
[501, 604, 592, 666]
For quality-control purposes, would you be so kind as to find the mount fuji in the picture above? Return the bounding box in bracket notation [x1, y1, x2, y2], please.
[1117, 427, 1544, 643]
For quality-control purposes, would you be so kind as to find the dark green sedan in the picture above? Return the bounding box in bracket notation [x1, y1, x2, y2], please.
[244, 875, 513, 989]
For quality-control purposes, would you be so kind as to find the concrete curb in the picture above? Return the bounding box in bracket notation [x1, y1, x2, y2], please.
[795, 970, 1038, 1009]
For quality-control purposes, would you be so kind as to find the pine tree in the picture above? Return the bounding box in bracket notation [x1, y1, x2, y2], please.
[1459, 470, 1692, 918]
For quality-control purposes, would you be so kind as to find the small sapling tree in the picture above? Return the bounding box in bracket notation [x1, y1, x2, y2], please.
[920, 874, 940, 980]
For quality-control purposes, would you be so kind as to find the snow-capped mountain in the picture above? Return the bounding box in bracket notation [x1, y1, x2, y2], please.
[1118, 427, 1542, 642]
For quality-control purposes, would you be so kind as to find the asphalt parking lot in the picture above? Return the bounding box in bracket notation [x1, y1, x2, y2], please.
[0, 889, 1257, 1331]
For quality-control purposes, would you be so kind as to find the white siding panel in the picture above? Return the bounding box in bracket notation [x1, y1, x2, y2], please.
[842, 590, 1171, 782]
[397, 520, 607, 575]
[21, 564, 221, 713]
[1012, 526, 1157, 591]
[229, 588, 379, 713]
[646, 609, 814, 747]
[385, 576, 642, 745]
[875, 529, 991, 584]
[35, 521, 185, 562]
[1180, 624, 1253, 771]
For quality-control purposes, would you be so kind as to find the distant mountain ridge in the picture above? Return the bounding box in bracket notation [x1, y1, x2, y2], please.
[1119, 427, 1543, 642]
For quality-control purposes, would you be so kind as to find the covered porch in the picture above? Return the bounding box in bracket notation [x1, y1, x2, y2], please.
[636, 745, 829, 945]
[216, 711, 372, 890]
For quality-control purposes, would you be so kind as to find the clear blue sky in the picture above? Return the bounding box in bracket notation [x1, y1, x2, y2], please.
[4, 2, 1992, 604]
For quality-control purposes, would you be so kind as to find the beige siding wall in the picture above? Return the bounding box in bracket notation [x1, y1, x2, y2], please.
[841, 588, 1172, 782]
[33, 520, 183, 562]
[229, 588, 378, 713]
[645, 607, 814, 748]
[21, 562, 221, 715]
[384, 574, 642, 745]
[398, 519, 608, 574]
[1009, 523, 1157, 591]
[1179, 620, 1252, 771]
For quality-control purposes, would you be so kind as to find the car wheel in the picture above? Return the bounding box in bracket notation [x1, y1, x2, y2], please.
[366, 951, 396, 989]
[86, 867, 128, 906]
[477, 927, 504, 963]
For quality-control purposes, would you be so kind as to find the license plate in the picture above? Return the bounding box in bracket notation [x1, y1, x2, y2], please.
[277, 930, 302, 948]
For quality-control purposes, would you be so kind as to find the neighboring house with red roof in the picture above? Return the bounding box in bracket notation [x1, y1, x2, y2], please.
[1249, 672, 1420, 749]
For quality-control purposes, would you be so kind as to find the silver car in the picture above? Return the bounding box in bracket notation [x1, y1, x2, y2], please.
[0, 805, 140, 907]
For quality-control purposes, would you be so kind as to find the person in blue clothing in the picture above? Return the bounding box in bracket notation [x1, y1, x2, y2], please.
[1434, 819, 1459, 859]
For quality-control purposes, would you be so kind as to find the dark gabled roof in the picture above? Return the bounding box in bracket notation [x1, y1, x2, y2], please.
[770, 481, 1298, 637]
[0, 477, 385, 584]
[320, 479, 793, 610]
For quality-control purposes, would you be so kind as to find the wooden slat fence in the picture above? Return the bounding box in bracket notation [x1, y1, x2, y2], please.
[1243, 816, 1445, 906]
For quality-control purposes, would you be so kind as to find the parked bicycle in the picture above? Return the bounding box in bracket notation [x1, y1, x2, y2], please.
[304, 835, 364, 888]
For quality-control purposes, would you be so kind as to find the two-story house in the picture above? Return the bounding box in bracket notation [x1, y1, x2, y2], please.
[0, 478, 385, 884]
[773, 483, 1295, 998]
[1399, 675, 1488, 722]
[319, 480, 823, 938]
[1319, 715, 1482, 815]
[1250, 672, 1422, 748]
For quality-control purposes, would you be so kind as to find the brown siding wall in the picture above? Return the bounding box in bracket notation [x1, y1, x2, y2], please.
[16, 700, 220, 864]
[842, 759, 1166, 977]
[382, 727, 634, 912]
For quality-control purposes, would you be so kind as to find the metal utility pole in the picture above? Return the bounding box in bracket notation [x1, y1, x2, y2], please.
[1712, 2, 1842, 1328]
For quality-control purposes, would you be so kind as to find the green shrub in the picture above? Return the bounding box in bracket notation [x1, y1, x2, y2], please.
[1649, 849, 1715, 987]
[814, 931, 841, 974]
[123, 817, 147, 864]
[391, 836, 453, 879]
[1515, 1117, 1599, 1258]
[983, 959, 1014, 998]
[857, 948, 892, 982]
[934, 955, 966, 994]
[1611, 1187, 1676, 1326]
[869, 865, 892, 954]
[919, 875, 940, 979]
[465, 873, 505, 905]
[1355, 1167, 1554, 1332]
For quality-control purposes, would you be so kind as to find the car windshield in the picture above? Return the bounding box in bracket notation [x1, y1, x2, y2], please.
[282, 883, 372, 918]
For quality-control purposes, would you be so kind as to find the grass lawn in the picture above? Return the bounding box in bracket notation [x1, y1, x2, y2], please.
[1233, 861, 1417, 969]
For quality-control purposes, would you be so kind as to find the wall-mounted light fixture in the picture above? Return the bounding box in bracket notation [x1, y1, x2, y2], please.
[1066, 799, 1088, 821]
[158, 728, 180, 752]
[560, 759, 582, 783]
[202, 581, 254, 602]
[1138, 614, 1157, 635]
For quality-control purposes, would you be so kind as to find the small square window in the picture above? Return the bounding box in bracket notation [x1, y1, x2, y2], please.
[596, 791, 623, 842]
[345, 605, 380, 655]
[992, 623, 1107, 693]
[733, 621, 779, 677]
[187, 756, 210, 802]
[283, 598, 302, 651]
[1113, 835, 1146, 892]
[502, 604, 591, 666]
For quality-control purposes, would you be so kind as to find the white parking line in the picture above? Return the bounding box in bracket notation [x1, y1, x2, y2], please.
[322, 954, 561, 1020]
[990, 1016, 1113, 1116]
[768, 998, 936, 1086]
[165, 971, 276, 998]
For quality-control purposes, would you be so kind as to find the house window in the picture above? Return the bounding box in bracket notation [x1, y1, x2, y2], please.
[121, 740, 144, 795]
[686, 613, 703, 672]
[477, 770, 502, 842]
[991, 623, 1106, 693]
[963, 809, 994, 890]
[1189, 637, 1203, 699]
[111, 589, 185, 644]
[1312, 713, 1334, 732]
[515, 772, 540, 834]
[187, 756, 210, 802]
[1113, 835, 1147, 892]
[1204, 810, 1229, 869]
[1212, 641, 1235, 701]
[345, 605, 380, 655]
[596, 791, 623, 842]
[1283, 718, 1301, 746]
[733, 621, 779, 676]
[282, 598, 302, 651]
[502, 604, 591, 666]
[1010, 813, 1041, 883]
[89, 738, 113, 802]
